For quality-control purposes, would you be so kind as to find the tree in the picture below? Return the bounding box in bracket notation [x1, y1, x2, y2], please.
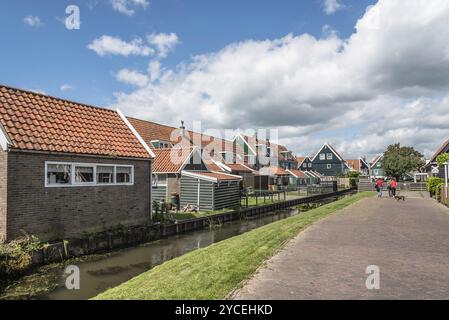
[382, 143, 425, 180]
[436, 153, 449, 167]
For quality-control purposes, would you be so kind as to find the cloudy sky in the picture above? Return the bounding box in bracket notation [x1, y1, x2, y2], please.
[1, 0, 449, 160]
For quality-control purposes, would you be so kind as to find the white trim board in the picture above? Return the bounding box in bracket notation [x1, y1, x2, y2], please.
[116, 108, 156, 158]
[0, 123, 12, 151]
[181, 170, 242, 183]
[312, 143, 344, 162]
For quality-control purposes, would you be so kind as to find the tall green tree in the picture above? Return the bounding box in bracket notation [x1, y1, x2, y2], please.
[382, 143, 425, 180]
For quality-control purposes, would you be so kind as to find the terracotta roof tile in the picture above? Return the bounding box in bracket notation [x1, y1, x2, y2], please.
[226, 163, 254, 173]
[287, 169, 307, 178]
[0, 85, 151, 159]
[152, 147, 195, 173]
[346, 159, 361, 172]
[258, 166, 289, 176]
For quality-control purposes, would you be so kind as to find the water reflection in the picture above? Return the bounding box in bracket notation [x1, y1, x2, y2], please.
[40, 197, 340, 300]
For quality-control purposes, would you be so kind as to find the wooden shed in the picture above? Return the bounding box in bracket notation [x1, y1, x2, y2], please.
[286, 169, 310, 190]
[180, 171, 243, 211]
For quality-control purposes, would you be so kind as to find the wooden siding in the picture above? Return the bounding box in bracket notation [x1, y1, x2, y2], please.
[152, 185, 167, 202]
[312, 145, 345, 176]
[180, 176, 214, 211]
[180, 176, 241, 211]
[214, 181, 240, 210]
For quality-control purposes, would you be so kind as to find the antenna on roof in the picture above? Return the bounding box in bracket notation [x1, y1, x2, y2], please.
[180, 120, 185, 130]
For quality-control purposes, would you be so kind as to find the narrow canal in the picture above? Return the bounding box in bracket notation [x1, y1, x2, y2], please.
[3, 195, 346, 300]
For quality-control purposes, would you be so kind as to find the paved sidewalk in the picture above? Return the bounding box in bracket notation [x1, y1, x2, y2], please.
[234, 192, 449, 300]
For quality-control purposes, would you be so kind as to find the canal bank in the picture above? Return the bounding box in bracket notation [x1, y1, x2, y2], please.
[1, 191, 357, 300]
[94, 192, 374, 300]
[3, 188, 356, 276]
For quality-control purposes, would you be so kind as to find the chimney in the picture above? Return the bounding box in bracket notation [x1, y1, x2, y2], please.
[180, 120, 186, 137]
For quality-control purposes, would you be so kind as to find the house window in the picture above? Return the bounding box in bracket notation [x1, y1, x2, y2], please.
[303, 163, 307, 168]
[116, 166, 133, 183]
[153, 174, 167, 187]
[151, 140, 172, 149]
[327, 164, 332, 169]
[374, 169, 379, 175]
[47, 164, 71, 185]
[327, 153, 333, 160]
[45, 162, 134, 187]
[74, 166, 94, 184]
[97, 166, 114, 184]
[319, 154, 325, 160]
[308, 163, 312, 168]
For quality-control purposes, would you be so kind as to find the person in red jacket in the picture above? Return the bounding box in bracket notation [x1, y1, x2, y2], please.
[376, 178, 384, 197]
[390, 178, 398, 197]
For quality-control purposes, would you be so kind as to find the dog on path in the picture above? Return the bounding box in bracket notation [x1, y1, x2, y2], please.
[394, 195, 406, 201]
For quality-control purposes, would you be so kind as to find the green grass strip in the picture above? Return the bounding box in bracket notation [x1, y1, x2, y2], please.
[94, 192, 374, 300]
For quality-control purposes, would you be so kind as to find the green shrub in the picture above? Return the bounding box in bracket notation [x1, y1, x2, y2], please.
[0, 234, 43, 279]
[427, 177, 443, 196]
[436, 154, 449, 167]
[435, 182, 444, 201]
[348, 171, 359, 188]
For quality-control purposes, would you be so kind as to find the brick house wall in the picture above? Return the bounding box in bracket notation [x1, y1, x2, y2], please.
[3, 151, 151, 242]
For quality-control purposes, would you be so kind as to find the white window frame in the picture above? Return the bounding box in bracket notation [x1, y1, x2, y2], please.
[153, 173, 167, 187]
[319, 154, 325, 160]
[45, 161, 134, 188]
[308, 163, 312, 168]
[327, 153, 333, 160]
[151, 140, 172, 149]
[327, 164, 332, 169]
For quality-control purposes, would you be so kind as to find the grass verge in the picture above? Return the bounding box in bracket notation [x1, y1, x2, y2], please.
[94, 192, 374, 300]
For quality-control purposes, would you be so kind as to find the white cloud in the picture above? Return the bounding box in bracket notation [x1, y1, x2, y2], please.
[60, 84, 73, 92]
[23, 15, 43, 27]
[148, 32, 179, 58]
[116, 69, 149, 87]
[87, 35, 154, 57]
[148, 60, 162, 82]
[112, 0, 449, 159]
[323, 0, 344, 15]
[111, 0, 149, 16]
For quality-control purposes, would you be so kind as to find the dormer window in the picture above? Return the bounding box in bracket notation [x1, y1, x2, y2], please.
[151, 140, 172, 149]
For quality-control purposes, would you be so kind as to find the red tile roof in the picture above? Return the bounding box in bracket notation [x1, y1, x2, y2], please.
[346, 159, 360, 171]
[207, 162, 226, 172]
[128, 117, 183, 148]
[152, 147, 195, 173]
[287, 169, 307, 178]
[128, 117, 234, 153]
[0, 85, 151, 159]
[258, 166, 290, 176]
[226, 163, 254, 173]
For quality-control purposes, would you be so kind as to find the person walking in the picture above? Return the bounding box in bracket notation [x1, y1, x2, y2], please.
[390, 178, 398, 197]
[376, 178, 384, 198]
